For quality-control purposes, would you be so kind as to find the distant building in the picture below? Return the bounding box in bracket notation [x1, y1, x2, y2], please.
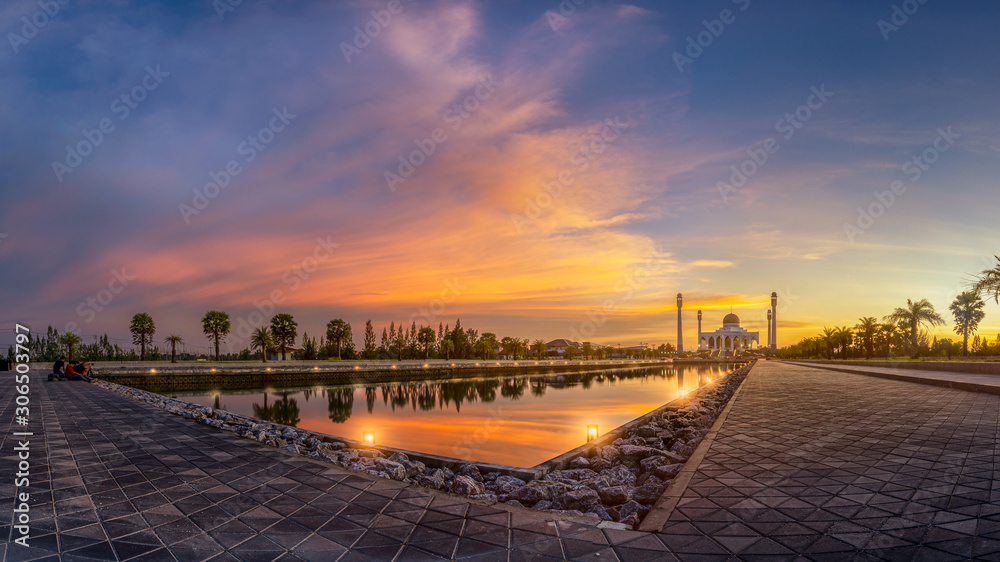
[698, 312, 759, 357]
[266, 347, 299, 361]
[545, 339, 582, 356]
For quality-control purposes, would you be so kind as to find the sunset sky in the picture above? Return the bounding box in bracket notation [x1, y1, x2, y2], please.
[2, 0, 999, 354]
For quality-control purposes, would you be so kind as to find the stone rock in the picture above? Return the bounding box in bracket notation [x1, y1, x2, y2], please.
[458, 463, 483, 482]
[620, 513, 640, 529]
[388, 452, 409, 463]
[514, 481, 565, 506]
[504, 499, 524, 508]
[601, 445, 621, 463]
[569, 456, 590, 469]
[588, 457, 611, 471]
[600, 465, 636, 488]
[619, 445, 662, 462]
[651, 463, 683, 481]
[493, 475, 526, 496]
[532, 500, 554, 510]
[548, 468, 597, 482]
[483, 471, 498, 482]
[355, 448, 383, 458]
[598, 486, 629, 506]
[559, 488, 601, 511]
[400, 460, 426, 478]
[634, 424, 658, 438]
[632, 477, 667, 506]
[639, 456, 671, 474]
[372, 458, 406, 481]
[448, 475, 486, 496]
[587, 505, 614, 521]
[418, 468, 451, 490]
[618, 499, 642, 520]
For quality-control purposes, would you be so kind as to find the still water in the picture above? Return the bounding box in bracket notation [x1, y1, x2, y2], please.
[170, 363, 741, 467]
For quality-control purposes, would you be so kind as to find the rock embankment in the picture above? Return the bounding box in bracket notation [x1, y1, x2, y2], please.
[94, 360, 753, 528]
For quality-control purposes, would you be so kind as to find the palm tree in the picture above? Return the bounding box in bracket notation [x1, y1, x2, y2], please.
[439, 339, 455, 360]
[879, 322, 902, 358]
[531, 339, 547, 359]
[164, 335, 184, 363]
[950, 291, 986, 356]
[820, 327, 836, 359]
[834, 326, 853, 358]
[250, 327, 273, 363]
[61, 332, 82, 361]
[854, 317, 879, 359]
[972, 255, 1000, 303]
[325, 319, 351, 360]
[130, 313, 156, 361]
[884, 299, 946, 358]
[270, 314, 298, 360]
[202, 311, 231, 361]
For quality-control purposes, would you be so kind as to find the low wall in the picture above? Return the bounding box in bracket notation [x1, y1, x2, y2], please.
[92, 361, 672, 392]
[793, 359, 1000, 376]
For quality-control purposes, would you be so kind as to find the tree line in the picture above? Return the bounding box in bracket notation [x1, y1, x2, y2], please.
[16, 309, 653, 363]
[779, 256, 1000, 359]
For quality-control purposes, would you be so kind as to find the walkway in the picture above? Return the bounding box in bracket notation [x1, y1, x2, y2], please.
[1, 372, 670, 562]
[653, 361, 1000, 560]
[790, 361, 1000, 395]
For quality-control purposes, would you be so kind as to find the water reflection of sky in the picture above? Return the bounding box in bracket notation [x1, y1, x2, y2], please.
[171, 364, 739, 467]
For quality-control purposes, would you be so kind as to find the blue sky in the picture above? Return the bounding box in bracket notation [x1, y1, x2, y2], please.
[1, 0, 998, 354]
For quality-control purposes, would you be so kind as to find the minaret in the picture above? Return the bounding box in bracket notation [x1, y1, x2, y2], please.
[770, 292, 778, 352]
[697, 310, 702, 351]
[767, 309, 772, 351]
[676, 293, 683, 353]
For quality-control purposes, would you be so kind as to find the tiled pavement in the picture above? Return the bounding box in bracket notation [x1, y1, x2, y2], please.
[6, 361, 1000, 561]
[0, 372, 674, 562]
[658, 361, 1000, 560]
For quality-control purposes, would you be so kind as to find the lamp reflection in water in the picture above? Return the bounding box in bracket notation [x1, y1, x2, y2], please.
[587, 424, 599, 442]
[362, 430, 375, 445]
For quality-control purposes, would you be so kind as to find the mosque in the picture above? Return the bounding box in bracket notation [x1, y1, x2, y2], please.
[675, 292, 777, 357]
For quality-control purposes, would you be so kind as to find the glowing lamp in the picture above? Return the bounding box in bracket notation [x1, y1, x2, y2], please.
[587, 424, 599, 442]
[211, 368, 216, 373]
[150, 369, 156, 374]
[266, 368, 271, 372]
[314, 366, 319, 370]
[391, 365, 397, 369]
[423, 364, 429, 368]
[679, 388, 687, 396]
[354, 366, 360, 370]
[451, 363, 456, 367]
[362, 430, 375, 445]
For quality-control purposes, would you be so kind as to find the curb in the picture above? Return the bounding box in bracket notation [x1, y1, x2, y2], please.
[787, 361, 1000, 395]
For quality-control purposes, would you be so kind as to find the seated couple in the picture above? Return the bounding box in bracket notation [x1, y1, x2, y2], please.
[50, 357, 95, 382]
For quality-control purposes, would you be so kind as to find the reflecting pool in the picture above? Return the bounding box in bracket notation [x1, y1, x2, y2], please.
[169, 363, 741, 467]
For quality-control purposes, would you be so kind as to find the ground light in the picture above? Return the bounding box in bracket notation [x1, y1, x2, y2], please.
[150, 369, 156, 373]
[211, 368, 216, 373]
[587, 424, 599, 442]
[362, 430, 375, 445]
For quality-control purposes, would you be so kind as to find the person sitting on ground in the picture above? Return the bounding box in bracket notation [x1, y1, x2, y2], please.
[49, 356, 66, 381]
[65, 360, 94, 382]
